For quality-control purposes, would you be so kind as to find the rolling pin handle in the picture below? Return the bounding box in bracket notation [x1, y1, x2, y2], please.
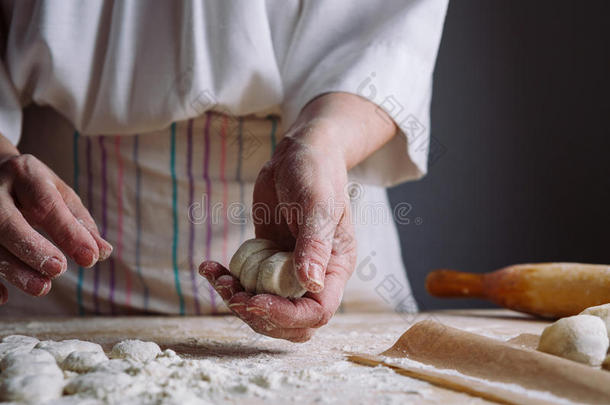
[426, 269, 485, 298]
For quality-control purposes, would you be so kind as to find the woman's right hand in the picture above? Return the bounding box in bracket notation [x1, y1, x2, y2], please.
[0, 149, 112, 305]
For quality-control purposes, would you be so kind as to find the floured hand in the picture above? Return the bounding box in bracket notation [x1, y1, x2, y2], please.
[199, 92, 398, 342]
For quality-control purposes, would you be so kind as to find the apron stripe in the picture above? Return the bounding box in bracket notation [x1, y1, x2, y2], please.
[87, 138, 101, 314]
[203, 113, 216, 313]
[170, 122, 186, 315]
[186, 119, 201, 315]
[98, 137, 116, 314]
[114, 138, 130, 307]
[236, 118, 245, 244]
[220, 116, 229, 265]
[73, 131, 85, 315]
[268, 115, 278, 155]
[133, 135, 149, 311]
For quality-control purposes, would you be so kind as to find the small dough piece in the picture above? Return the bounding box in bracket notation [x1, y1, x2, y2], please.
[239, 249, 278, 292]
[0, 336, 39, 361]
[36, 339, 104, 363]
[0, 349, 59, 376]
[0, 373, 64, 403]
[61, 350, 109, 372]
[537, 314, 609, 366]
[258, 252, 306, 298]
[110, 340, 161, 362]
[0, 349, 63, 403]
[580, 303, 610, 338]
[229, 238, 278, 277]
[1, 335, 40, 345]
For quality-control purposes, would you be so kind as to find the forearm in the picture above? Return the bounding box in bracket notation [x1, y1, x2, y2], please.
[288, 92, 397, 170]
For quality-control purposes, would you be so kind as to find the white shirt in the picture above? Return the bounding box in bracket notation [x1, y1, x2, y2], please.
[0, 0, 448, 315]
[1, 0, 447, 186]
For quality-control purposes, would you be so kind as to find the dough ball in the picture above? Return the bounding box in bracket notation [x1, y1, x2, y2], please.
[0, 336, 39, 361]
[580, 303, 610, 338]
[0, 349, 57, 377]
[0, 349, 63, 403]
[229, 238, 306, 298]
[61, 350, 109, 372]
[36, 339, 104, 363]
[110, 340, 161, 362]
[537, 314, 609, 366]
[258, 252, 306, 298]
[229, 238, 278, 277]
[239, 249, 278, 292]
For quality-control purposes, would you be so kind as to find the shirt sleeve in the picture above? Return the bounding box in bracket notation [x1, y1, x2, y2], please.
[279, 0, 448, 186]
[0, 3, 21, 146]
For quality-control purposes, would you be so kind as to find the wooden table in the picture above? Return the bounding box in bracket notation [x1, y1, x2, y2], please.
[0, 309, 550, 404]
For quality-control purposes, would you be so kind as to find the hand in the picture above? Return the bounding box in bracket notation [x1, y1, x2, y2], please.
[200, 124, 357, 342]
[200, 92, 397, 342]
[0, 153, 112, 304]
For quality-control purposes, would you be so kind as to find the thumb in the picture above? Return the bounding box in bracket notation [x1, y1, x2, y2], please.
[293, 205, 337, 293]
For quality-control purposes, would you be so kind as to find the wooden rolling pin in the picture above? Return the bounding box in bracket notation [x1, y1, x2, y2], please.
[349, 320, 610, 404]
[426, 262, 610, 318]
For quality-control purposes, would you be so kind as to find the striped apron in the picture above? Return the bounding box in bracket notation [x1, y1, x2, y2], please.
[1, 106, 417, 316]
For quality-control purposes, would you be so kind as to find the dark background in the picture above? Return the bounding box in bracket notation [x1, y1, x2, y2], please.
[388, 0, 610, 310]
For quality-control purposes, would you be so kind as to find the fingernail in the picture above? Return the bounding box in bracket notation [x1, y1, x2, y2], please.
[26, 278, 49, 296]
[98, 241, 113, 261]
[246, 306, 268, 317]
[305, 263, 324, 292]
[41, 257, 65, 277]
[76, 247, 97, 268]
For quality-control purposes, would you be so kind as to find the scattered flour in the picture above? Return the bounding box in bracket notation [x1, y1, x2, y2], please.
[0, 333, 426, 405]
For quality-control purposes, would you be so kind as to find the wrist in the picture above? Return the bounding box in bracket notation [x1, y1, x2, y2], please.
[289, 92, 397, 170]
[286, 118, 348, 169]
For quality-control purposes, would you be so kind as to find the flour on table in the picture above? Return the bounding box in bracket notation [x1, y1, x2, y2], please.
[0, 333, 425, 405]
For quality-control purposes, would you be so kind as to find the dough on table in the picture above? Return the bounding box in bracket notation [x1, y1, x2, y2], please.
[61, 350, 109, 372]
[0, 347, 64, 403]
[228, 238, 306, 298]
[110, 339, 161, 362]
[537, 314, 609, 366]
[0, 335, 39, 359]
[580, 303, 610, 338]
[36, 339, 105, 363]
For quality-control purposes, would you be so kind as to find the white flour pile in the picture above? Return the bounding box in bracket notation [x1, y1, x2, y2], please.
[0, 334, 427, 405]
